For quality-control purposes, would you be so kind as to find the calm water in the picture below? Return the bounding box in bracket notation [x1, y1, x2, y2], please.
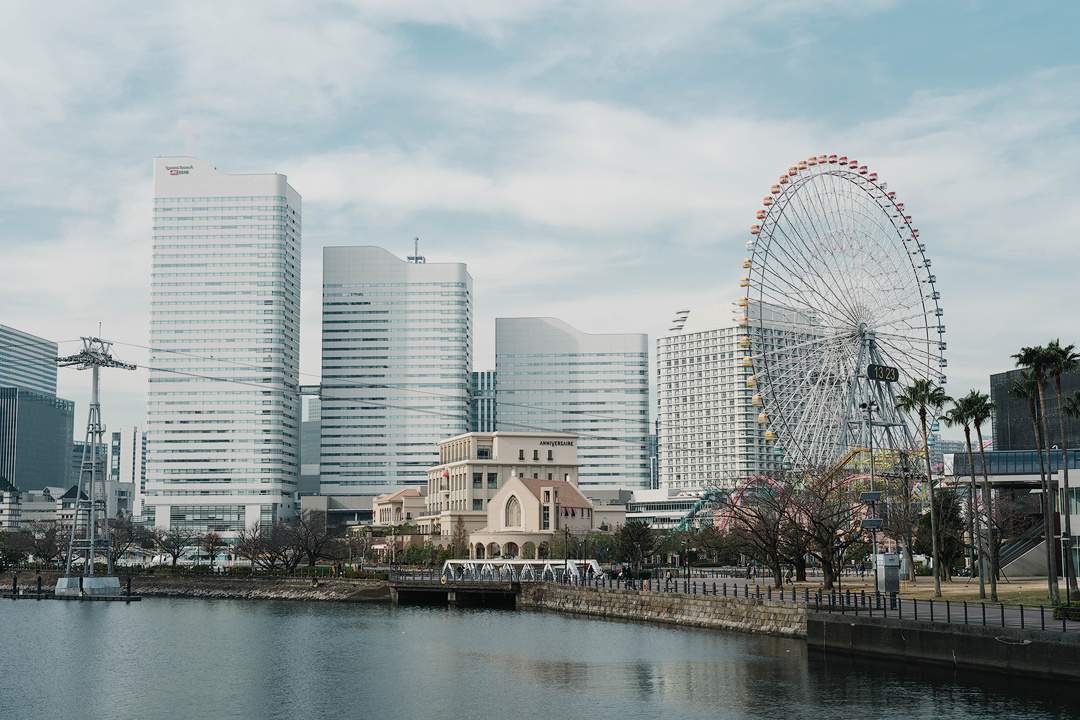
[0, 597, 1076, 720]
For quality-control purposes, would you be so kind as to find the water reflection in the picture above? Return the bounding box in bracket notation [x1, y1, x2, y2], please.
[0, 599, 1075, 720]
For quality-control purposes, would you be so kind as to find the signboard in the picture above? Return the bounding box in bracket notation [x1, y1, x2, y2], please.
[867, 364, 899, 382]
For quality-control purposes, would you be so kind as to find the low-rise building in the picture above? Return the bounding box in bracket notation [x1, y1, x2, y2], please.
[468, 472, 624, 559]
[417, 431, 581, 544]
[372, 487, 428, 527]
[0, 476, 20, 530]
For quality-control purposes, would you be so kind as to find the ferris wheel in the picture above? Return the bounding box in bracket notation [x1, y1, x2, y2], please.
[737, 154, 945, 470]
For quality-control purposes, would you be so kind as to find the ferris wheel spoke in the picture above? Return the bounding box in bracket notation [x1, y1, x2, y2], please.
[746, 157, 943, 468]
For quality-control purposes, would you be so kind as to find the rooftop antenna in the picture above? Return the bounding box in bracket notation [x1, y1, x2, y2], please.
[407, 237, 426, 264]
[55, 336, 136, 597]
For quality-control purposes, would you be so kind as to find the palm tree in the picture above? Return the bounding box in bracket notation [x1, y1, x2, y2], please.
[943, 395, 984, 598]
[896, 379, 951, 597]
[1046, 339, 1079, 599]
[966, 390, 997, 601]
[1008, 367, 1060, 605]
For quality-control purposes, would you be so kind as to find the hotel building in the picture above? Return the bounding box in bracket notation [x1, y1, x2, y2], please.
[144, 156, 302, 534]
[657, 304, 785, 491]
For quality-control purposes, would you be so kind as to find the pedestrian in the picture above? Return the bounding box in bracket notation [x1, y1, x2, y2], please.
[665, 569, 674, 591]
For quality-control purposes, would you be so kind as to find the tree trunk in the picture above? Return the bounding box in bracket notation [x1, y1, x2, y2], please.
[963, 426, 985, 599]
[794, 555, 807, 582]
[1030, 394, 1060, 605]
[1055, 375, 1078, 599]
[975, 423, 997, 601]
[922, 411, 941, 597]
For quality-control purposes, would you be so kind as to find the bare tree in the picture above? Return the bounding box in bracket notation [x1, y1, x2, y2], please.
[154, 526, 199, 568]
[19, 520, 66, 566]
[795, 468, 865, 591]
[200, 532, 227, 570]
[235, 522, 264, 574]
[293, 510, 333, 567]
[880, 473, 923, 582]
[260, 521, 304, 574]
[109, 516, 153, 568]
[725, 473, 796, 588]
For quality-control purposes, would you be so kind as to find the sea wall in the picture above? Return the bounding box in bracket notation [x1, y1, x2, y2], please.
[517, 582, 807, 638]
[9, 571, 391, 603]
[808, 613, 1080, 682]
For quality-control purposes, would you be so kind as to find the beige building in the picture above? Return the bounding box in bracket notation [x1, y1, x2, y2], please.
[417, 431, 581, 542]
[372, 487, 428, 527]
[469, 472, 624, 559]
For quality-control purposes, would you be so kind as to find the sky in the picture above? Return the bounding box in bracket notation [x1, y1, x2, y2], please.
[2, 0, 1079, 441]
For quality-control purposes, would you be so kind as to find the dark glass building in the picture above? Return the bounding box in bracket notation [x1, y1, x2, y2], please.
[990, 368, 1080, 451]
[0, 387, 74, 491]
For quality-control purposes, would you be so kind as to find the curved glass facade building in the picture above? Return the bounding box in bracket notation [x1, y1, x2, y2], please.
[320, 246, 472, 496]
[494, 317, 650, 490]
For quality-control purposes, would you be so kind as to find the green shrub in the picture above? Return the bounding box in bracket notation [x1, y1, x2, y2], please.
[1052, 601, 1080, 621]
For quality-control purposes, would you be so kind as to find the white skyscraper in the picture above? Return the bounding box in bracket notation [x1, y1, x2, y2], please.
[145, 157, 301, 535]
[657, 303, 794, 492]
[495, 317, 650, 490]
[320, 246, 472, 496]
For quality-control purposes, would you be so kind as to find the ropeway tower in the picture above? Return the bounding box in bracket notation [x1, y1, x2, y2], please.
[55, 336, 136, 597]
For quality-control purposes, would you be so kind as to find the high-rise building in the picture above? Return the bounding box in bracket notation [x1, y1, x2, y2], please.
[472, 370, 496, 432]
[656, 304, 784, 492]
[320, 246, 472, 497]
[0, 388, 74, 492]
[144, 157, 302, 535]
[494, 317, 650, 490]
[0, 325, 58, 396]
[110, 427, 147, 516]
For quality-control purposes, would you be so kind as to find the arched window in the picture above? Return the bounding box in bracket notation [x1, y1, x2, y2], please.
[505, 495, 521, 527]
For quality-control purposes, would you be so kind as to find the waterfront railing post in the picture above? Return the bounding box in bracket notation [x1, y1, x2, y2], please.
[1000, 604, 1005, 627]
[946, 600, 950, 623]
[1020, 604, 1025, 629]
[1040, 605, 1045, 631]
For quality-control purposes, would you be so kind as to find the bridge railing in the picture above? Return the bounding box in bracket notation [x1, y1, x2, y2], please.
[389, 568, 1080, 634]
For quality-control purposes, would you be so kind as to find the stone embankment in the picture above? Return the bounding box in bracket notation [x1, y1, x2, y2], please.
[517, 582, 807, 638]
[9, 570, 391, 603]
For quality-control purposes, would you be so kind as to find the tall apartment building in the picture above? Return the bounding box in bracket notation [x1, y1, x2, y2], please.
[320, 246, 472, 497]
[145, 157, 302, 535]
[110, 427, 147, 517]
[657, 304, 783, 492]
[494, 317, 650, 490]
[0, 388, 74, 491]
[0, 325, 58, 396]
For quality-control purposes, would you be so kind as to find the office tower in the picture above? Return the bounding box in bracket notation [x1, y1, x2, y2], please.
[0, 325, 58, 396]
[320, 246, 472, 496]
[494, 317, 650, 490]
[657, 304, 786, 492]
[145, 157, 301, 535]
[472, 370, 496, 432]
[0, 388, 74, 491]
[110, 427, 147, 516]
